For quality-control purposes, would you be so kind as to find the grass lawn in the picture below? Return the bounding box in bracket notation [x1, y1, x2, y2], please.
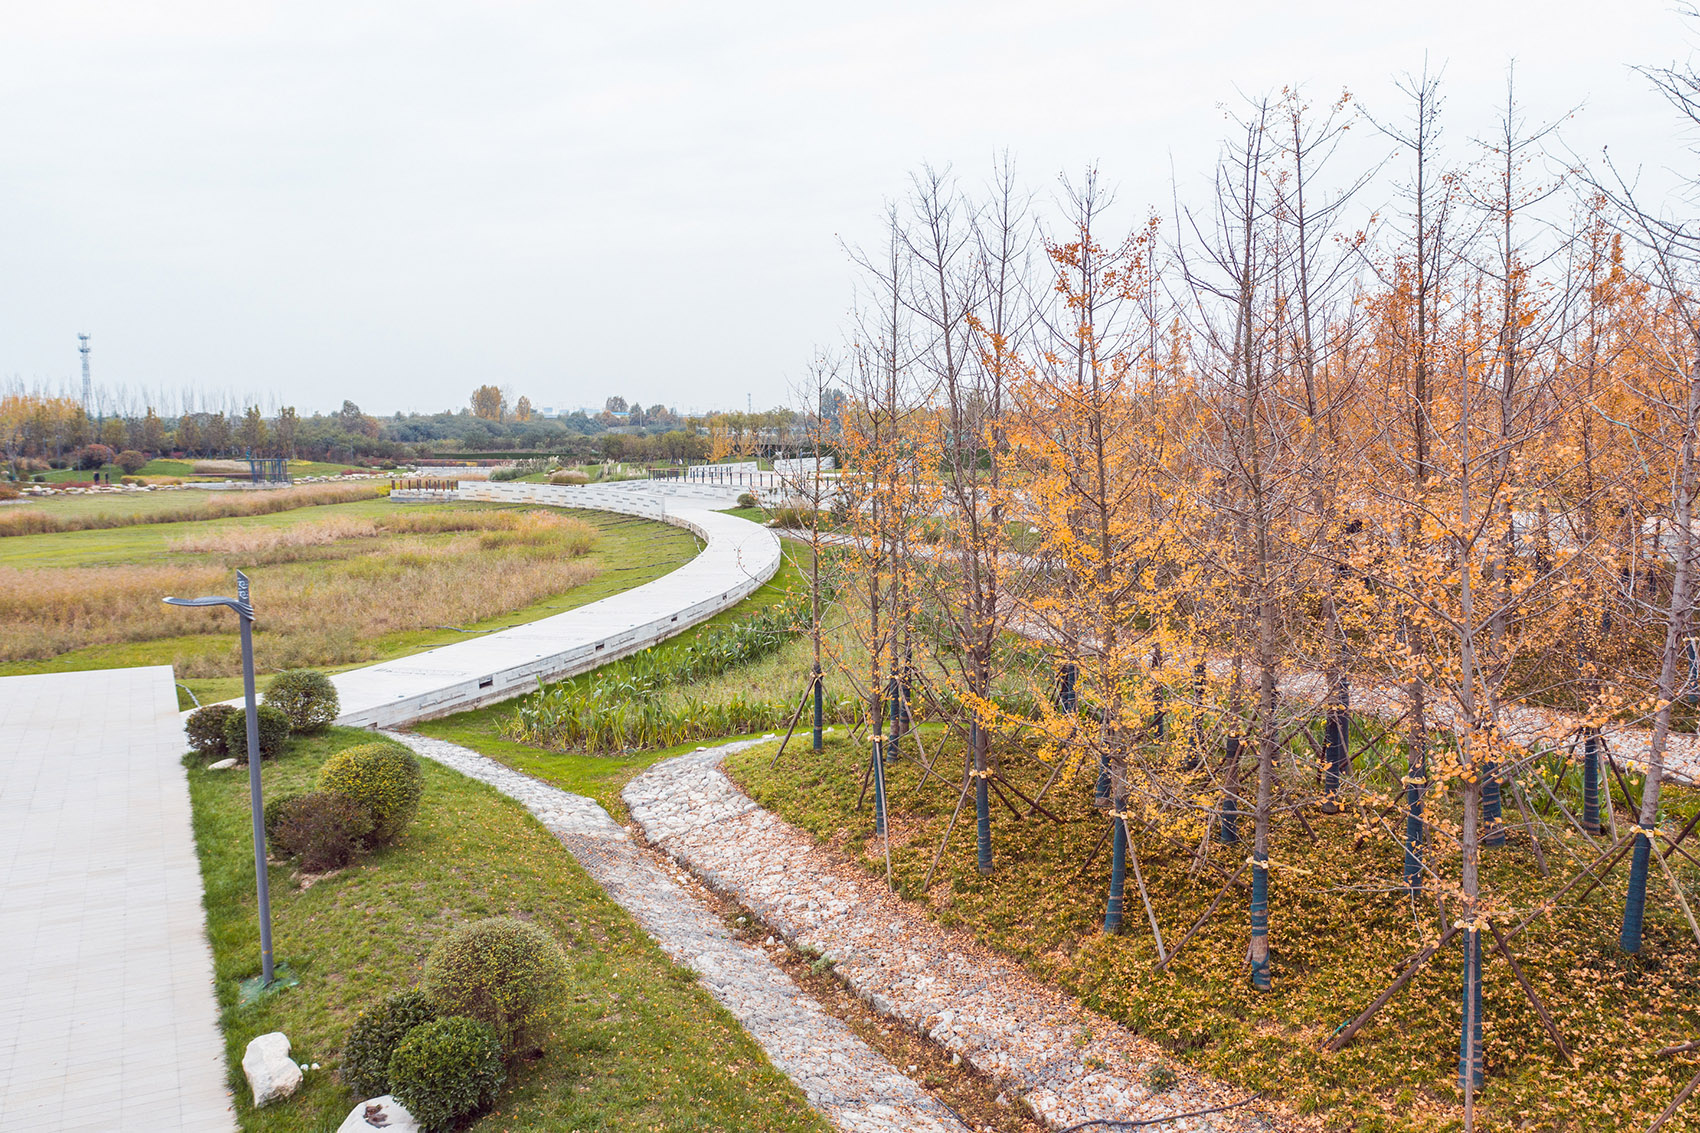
[186, 726, 829, 1133]
[723, 731, 1700, 1133]
[0, 499, 701, 707]
[414, 541, 820, 814]
[0, 481, 386, 535]
[128, 458, 365, 479]
[720, 506, 768, 524]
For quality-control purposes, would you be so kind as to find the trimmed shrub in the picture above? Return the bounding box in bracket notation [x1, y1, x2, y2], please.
[262, 791, 303, 841]
[424, 917, 569, 1055]
[186, 704, 241, 756]
[222, 704, 292, 761]
[263, 668, 340, 732]
[73, 443, 115, 471]
[115, 450, 149, 475]
[269, 791, 373, 871]
[736, 491, 758, 508]
[342, 990, 439, 1099]
[387, 1017, 505, 1132]
[318, 742, 423, 844]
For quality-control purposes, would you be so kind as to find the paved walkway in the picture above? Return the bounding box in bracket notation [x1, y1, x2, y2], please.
[0, 667, 230, 1132]
[303, 480, 780, 727]
[624, 745, 1278, 1133]
[386, 731, 967, 1133]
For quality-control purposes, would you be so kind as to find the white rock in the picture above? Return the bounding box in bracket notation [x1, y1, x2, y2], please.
[208, 758, 238, 770]
[242, 1031, 303, 1107]
[336, 1095, 420, 1132]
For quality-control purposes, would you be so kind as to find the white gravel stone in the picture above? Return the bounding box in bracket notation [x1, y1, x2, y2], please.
[336, 1094, 419, 1132]
[242, 1031, 302, 1108]
[624, 741, 1283, 1132]
[387, 731, 965, 1133]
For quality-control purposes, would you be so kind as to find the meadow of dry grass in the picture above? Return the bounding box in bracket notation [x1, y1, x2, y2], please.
[0, 481, 384, 537]
[0, 509, 601, 676]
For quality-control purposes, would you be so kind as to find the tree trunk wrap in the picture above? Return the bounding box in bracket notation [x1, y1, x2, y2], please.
[811, 664, 823, 753]
[1621, 833, 1652, 953]
[872, 738, 888, 838]
[1458, 928, 1485, 1088]
[1106, 813, 1127, 932]
[1582, 733, 1601, 834]
[973, 722, 992, 876]
[1249, 862, 1271, 990]
[1219, 736, 1242, 846]
[1482, 765, 1506, 848]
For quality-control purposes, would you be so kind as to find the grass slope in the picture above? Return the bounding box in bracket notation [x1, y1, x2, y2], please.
[725, 732, 1700, 1133]
[186, 726, 828, 1133]
[414, 543, 818, 814]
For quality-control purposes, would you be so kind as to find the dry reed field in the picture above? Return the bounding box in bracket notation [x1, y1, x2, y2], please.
[0, 508, 600, 676]
[0, 480, 385, 537]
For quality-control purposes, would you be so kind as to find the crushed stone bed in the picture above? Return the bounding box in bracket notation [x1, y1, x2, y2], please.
[623, 744, 1287, 1133]
[384, 732, 967, 1133]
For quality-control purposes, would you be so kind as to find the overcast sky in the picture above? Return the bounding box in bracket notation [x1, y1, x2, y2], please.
[0, 1, 1695, 416]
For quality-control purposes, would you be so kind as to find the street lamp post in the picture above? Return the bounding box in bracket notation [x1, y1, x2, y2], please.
[165, 569, 274, 986]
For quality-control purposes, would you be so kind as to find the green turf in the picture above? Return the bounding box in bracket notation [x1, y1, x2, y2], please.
[0, 499, 702, 708]
[414, 540, 818, 813]
[725, 731, 1700, 1133]
[186, 726, 828, 1132]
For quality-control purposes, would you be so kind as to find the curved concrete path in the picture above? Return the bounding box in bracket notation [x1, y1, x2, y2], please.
[385, 731, 967, 1133]
[194, 480, 782, 729]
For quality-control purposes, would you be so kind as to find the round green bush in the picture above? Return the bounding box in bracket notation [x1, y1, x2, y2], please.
[318, 742, 423, 844]
[388, 1016, 506, 1131]
[268, 791, 374, 872]
[221, 704, 292, 761]
[424, 917, 569, 1055]
[342, 990, 439, 1099]
[186, 704, 241, 756]
[115, 450, 149, 475]
[263, 669, 340, 732]
[262, 791, 303, 841]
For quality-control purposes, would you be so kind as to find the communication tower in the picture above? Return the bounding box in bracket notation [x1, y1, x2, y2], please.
[78, 333, 91, 411]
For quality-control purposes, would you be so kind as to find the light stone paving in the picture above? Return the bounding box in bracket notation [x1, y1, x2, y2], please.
[625, 745, 1284, 1133]
[0, 667, 232, 1132]
[383, 731, 967, 1133]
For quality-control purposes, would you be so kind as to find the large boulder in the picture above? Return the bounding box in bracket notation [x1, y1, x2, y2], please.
[336, 1095, 420, 1132]
[242, 1031, 303, 1107]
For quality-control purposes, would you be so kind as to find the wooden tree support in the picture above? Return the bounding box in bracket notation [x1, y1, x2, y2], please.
[1073, 820, 1117, 881]
[855, 746, 877, 811]
[1026, 754, 1070, 816]
[1648, 1067, 1700, 1133]
[1569, 809, 1700, 908]
[906, 723, 955, 794]
[989, 771, 1070, 825]
[984, 774, 1026, 821]
[920, 767, 974, 892]
[1506, 777, 1551, 878]
[769, 679, 821, 769]
[1486, 918, 1572, 1062]
[1125, 831, 1167, 964]
[1158, 861, 1249, 972]
[1520, 832, 1635, 933]
[1324, 924, 1461, 1053]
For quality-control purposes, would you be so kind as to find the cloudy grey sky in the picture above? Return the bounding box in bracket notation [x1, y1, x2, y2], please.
[0, 1, 1693, 416]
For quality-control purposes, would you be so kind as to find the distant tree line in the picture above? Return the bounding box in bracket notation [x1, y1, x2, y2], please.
[0, 380, 841, 477]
